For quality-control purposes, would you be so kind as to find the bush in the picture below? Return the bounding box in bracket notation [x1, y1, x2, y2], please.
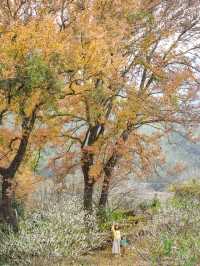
[98, 208, 126, 231]
[137, 197, 161, 214]
[171, 179, 200, 199]
[135, 182, 200, 266]
[0, 195, 106, 265]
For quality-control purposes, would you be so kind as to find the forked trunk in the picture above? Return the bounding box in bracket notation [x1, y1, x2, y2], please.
[98, 124, 132, 209]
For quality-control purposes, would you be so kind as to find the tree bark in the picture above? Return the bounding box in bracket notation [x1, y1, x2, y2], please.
[83, 179, 94, 212]
[0, 109, 37, 230]
[0, 171, 18, 232]
[99, 153, 118, 208]
[82, 151, 94, 212]
[98, 123, 132, 209]
[81, 124, 104, 212]
[98, 176, 110, 208]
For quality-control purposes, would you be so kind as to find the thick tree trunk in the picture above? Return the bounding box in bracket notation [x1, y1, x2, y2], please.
[0, 110, 37, 230]
[0, 172, 18, 232]
[83, 180, 94, 212]
[98, 124, 131, 209]
[98, 176, 110, 208]
[80, 124, 105, 212]
[99, 153, 118, 208]
[82, 152, 94, 212]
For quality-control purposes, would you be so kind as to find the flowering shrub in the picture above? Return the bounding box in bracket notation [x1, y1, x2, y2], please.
[135, 182, 200, 266]
[0, 195, 106, 265]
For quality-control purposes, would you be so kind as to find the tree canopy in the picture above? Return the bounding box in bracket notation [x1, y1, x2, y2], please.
[0, 0, 199, 228]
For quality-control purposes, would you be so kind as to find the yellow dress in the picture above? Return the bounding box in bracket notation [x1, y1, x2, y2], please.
[112, 225, 121, 254]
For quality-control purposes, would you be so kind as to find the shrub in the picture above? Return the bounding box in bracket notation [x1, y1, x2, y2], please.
[138, 197, 161, 214]
[0, 195, 106, 265]
[98, 208, 126, 231]
[171, 179, 200, 199]
[135, 183, 200, 266]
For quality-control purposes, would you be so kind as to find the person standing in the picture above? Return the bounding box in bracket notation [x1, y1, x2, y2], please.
[111, 223, 121, 255]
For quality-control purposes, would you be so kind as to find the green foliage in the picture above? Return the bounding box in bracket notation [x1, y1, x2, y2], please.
[161, 236, 173, 256]
[127, 215, 146, 224]
[25, 55, 51, 90]
[127, 10, 154, 24]
[15, 54, 61, 96]
[138, 197, 161, 213]
[138, 181, 200, 265]
[98, 208, 126, 231]
[171, 179, 200, 199]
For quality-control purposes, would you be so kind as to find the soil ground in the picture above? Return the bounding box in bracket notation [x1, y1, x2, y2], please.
[74, 246, 148, 266]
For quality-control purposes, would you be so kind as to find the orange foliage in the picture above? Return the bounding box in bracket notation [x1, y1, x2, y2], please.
[0, 0, 199, 209]
[15, 169, 42, 200]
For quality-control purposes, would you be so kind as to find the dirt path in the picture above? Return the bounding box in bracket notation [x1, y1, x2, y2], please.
[75, 247, 148, 266]
[32, 247, 148, 266]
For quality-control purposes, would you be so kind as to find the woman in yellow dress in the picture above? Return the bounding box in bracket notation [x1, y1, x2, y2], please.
[111, 223, 121, 255]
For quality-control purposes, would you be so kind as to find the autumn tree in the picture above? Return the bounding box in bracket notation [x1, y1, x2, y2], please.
[0, 14, 66, 229]
[44, 0, 143, 211]
[98, 0, 200, 207]
[47, 0, 200, 212]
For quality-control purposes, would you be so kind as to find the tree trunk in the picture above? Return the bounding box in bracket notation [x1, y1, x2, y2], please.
[98, 175, 110, 208]
[98, 125, 131, 209]
[81, 149, 94, 212]
[81, 124, 104, 212]
[0, 110, 37, 230]
[0, 135, 29, 230]
[83, 180, 94, 212]
[99, 153, 118, 209]
[0, 172, 18, 232]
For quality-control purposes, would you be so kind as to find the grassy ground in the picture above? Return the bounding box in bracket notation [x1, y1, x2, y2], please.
[75, 246, 148, 266]
[31, 247, 148, 266]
